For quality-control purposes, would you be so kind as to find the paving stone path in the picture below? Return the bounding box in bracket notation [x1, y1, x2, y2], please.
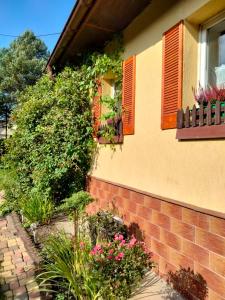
[0, 213, 41, 300]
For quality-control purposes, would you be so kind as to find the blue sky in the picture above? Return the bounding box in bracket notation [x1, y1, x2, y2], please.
[0, 0, 75, 53]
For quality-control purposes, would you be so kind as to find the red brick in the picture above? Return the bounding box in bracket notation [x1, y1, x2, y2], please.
[210, 253, 225, 277]
[95, 180, 102, 188]
[144, 196, 161, 211]
[13, 286, 27, 296]
[182, 208, 209, 230]
[210, 216, 225, 238]
[208, 289, 225, 300]
[182, 239, 209, 267]
[198, 213, 209, 231]
[152, 252, 160, 265]
[122, 212, 130, 223]
[113, 195, 124, 208]
[98, 189, 105, 199]
[143, 223, 160, 240]
[124, 201, 137, 214]
[151, 239, 170, 260]
[152, 211, 171, 230]
[131, 191, 144, 205]
[110, 184, 119, 194]
[120, 188, 130, 199]
[160, 229, 182, 251]
[195, 263, 225, 297]
[9, 280, 19, 290]
[169, 248, 194, 269]
[137, 205, 151, 220]
[159, 256, 176, 276]
[171, 218, 195, 241]
[161, 202, 182, 220]
[196, 228, 225, 256]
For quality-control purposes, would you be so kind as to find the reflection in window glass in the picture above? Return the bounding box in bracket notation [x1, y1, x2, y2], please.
[207, 19, 225, 86]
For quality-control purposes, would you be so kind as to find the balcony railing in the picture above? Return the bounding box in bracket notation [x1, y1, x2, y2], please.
[97, 117, 123, 144]
[176, 101, 225, 140]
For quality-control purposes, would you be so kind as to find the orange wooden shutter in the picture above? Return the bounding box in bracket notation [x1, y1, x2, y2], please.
[122, 56, 136, 135]
[93, 80, 102, 136]
[161, 21, 183, 129]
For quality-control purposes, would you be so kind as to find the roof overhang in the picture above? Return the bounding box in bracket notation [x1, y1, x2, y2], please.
[47, 0, 151, 70]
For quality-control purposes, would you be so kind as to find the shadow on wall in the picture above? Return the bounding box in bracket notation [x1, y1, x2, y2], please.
[166, 267, 208, 300]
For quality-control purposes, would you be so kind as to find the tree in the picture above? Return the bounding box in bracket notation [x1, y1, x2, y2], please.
[0, 30, 49, 108]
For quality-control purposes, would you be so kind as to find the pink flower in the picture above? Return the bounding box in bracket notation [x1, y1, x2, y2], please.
[119, 240, 126, 246]
[128, 236, 137, 248]
[114, 234, 124, 241]
[94, 245, 102, 251]
[115, 252, 124, 261]
[109, 249, 114, 255]
[107, 255, 113, 259]
[90, 250, 96, 255]
[118, 252, 124, 258]
[90, 244, 103, 255]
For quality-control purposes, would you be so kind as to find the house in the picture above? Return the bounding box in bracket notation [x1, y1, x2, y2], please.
[47, 0, 225, 298]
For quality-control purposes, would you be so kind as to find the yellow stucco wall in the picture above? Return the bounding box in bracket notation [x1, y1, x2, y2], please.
[91, 0, 225, 214]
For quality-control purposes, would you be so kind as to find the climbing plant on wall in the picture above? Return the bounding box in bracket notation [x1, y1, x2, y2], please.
[3, 36, 123, 203]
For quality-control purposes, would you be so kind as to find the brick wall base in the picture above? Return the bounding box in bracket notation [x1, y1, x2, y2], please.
[87, 176, 225, 300]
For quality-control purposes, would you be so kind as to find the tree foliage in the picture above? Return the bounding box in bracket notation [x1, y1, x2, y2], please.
[0, 30, 49, 108]
[3, 37, 123, 203]
[4, 67, 94, 201]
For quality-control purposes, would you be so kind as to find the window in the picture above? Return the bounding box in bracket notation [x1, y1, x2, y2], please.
[100, 77, 121, 124]
[93, 74, 123, 144]
[200, 13, 225, 87]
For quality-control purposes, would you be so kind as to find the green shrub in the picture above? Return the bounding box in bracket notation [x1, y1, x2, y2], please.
[38, 232, 153, 300]
[4, 67, 95, 202]
[90, 234, 153, 299]
[0, 167, 21, 202]
[0, 166, 21, 216]
[58, 191, 93, 214]
[87, 211, 128, 245]
[38, 233, 107, 300]
[20, 190, 54, 226]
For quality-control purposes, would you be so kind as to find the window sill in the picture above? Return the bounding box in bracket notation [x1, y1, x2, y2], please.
[176, 124, 225, 140]
[97, 117, 123, 144]
[98, 135, 123, 144]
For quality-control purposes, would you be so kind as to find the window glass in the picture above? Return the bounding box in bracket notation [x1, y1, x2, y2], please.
[207, 19, 225, 86]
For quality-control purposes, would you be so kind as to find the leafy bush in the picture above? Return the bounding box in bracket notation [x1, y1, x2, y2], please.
[58, 191, 93, 214]
[4, 67, 94, 202]
[0, 166, 22, 216]
[38, 233, 107, 300]
[90, 234, 153, 299]
[87, 211, 128, 245]
[38, 233, 153, 300]
[20, 190, 54, 226]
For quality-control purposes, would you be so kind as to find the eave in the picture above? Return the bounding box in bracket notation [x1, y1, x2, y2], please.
[47, 0, 151, 70]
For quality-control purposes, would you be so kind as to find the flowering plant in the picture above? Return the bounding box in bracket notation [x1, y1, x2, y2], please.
[193, 85, 225, 105]
[89, 234, 153, 299]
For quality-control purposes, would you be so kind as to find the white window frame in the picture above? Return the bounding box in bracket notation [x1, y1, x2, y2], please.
[199, 10, 225, 88]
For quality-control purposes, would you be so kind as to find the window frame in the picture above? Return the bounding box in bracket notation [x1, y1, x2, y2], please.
[96, 75, 123, 144]
[199, 10, 225, 88]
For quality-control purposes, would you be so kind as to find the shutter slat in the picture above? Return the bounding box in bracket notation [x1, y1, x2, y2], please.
[161, 21, 183, 129]
[122, 56, 136, 135]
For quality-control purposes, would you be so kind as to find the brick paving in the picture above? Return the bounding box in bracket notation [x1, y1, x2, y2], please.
[0, 213, 41, 300]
